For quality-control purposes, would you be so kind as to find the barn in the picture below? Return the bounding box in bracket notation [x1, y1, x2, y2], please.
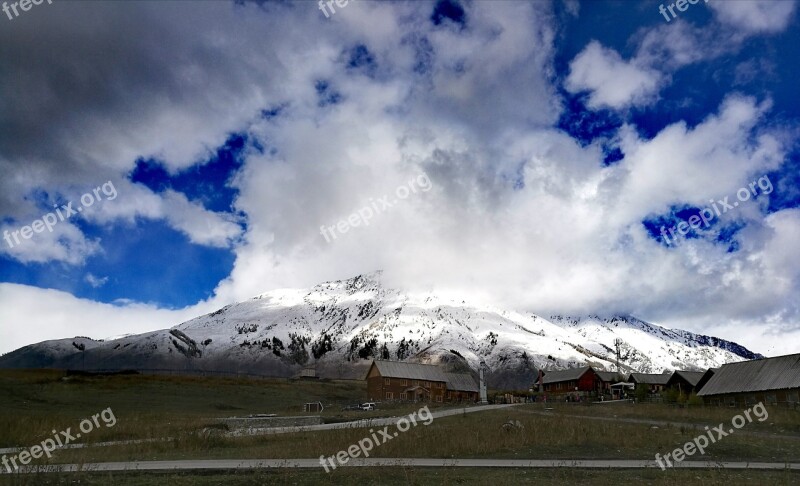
[628, 373, 671, 394]
[444, 372, 480, 402]
[695, 368, 718, 392]
[698, 353, 800, 408]
[364, 360, 478, 403]
[541, 366, 599, 397]
[595, 371, 625, 397]
[666, 370, 707, 395]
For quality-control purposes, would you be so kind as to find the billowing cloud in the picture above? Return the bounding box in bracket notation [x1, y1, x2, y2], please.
[565, 41, 663, 110]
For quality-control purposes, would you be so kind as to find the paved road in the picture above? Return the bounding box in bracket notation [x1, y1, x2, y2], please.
[4, 458, 800, 474]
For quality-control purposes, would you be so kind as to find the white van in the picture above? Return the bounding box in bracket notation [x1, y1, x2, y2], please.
[360, 402, 376, 411]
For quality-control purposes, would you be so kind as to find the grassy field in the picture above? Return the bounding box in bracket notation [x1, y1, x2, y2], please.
[549, 400, 800, 435]
[37, 402, 799, 465]
[0, 369, 378, 448]
[1, 370, 799, 485]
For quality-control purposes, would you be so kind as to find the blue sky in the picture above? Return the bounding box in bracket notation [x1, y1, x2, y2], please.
[0, 134, 248, 307]
[0, 0, 798, 356]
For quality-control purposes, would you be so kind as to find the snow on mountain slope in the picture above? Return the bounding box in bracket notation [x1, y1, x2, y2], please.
[0, 272, 762, 387]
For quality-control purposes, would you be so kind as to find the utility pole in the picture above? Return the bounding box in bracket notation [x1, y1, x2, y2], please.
[614, 339, 622, 373]
[479, 360, 488, 404]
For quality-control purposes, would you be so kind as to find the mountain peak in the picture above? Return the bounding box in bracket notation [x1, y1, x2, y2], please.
[316, 270, 384, 295]
[0, 273, 761, 388]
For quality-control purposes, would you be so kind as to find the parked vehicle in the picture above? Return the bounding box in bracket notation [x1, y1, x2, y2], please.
[360, 402, 376, 411]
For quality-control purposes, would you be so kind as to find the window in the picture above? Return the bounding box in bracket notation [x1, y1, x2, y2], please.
[447, 392, 451, 399]
[767, 393, 777, 404]
[788, 391, 799, 404]
[436, 395, 443, 402]
[400, 393, 408, 400]
[438, 382, 444, 388]
[425, 381, 430, 388]
[384, 378, 390, 385]
[401, 379, 408, 386]
[385, 392, 394, 400]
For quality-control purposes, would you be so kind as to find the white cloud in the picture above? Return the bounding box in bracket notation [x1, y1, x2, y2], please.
[161, 190, 243, 248]
[611, 95, 782, 223]
[85, 273, 109, 289]
[209, 89, 794, 357]
[563, 0, 580, 17]
[709, 0, 797, 34]
[634, 21, 728, 70]
[0, 283, 208, 355]
[569, 1, 796, 113]
[565, 41, 663, 110]
[0, 220, 101, 265]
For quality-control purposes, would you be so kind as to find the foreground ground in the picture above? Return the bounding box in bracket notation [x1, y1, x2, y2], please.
[1, 370, 798, 484]
[1, 468, 799, 485]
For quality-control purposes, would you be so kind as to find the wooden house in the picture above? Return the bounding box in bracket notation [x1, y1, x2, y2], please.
[444, 372, 480, 402]
[628, 372, 671, 393]
[698, 353, 800, 407]
[666, 370, 706, 395]
[695, 367, 718, 392]
[364, 360, 478, 403]
[595, 370, 625, 396]
[541, 366, 600, 396]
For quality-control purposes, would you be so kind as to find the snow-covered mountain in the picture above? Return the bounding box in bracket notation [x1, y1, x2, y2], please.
[0, 272, 762, 388]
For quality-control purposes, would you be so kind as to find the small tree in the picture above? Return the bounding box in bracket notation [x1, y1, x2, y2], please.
[635, 384, 648, 402]
[687, 392, 704, 406]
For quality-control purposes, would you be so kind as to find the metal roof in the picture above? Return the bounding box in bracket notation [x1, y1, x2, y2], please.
[595, 371, 624, 382]
[629, 373, 671, 385]
[695, 368, 718, 391]
[542, 366, 592, 384]
[370, 360, 447, 382]
[670, 371, 706, 387]
[444, 372, 479, 392]
[698, 354, 800, 396]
